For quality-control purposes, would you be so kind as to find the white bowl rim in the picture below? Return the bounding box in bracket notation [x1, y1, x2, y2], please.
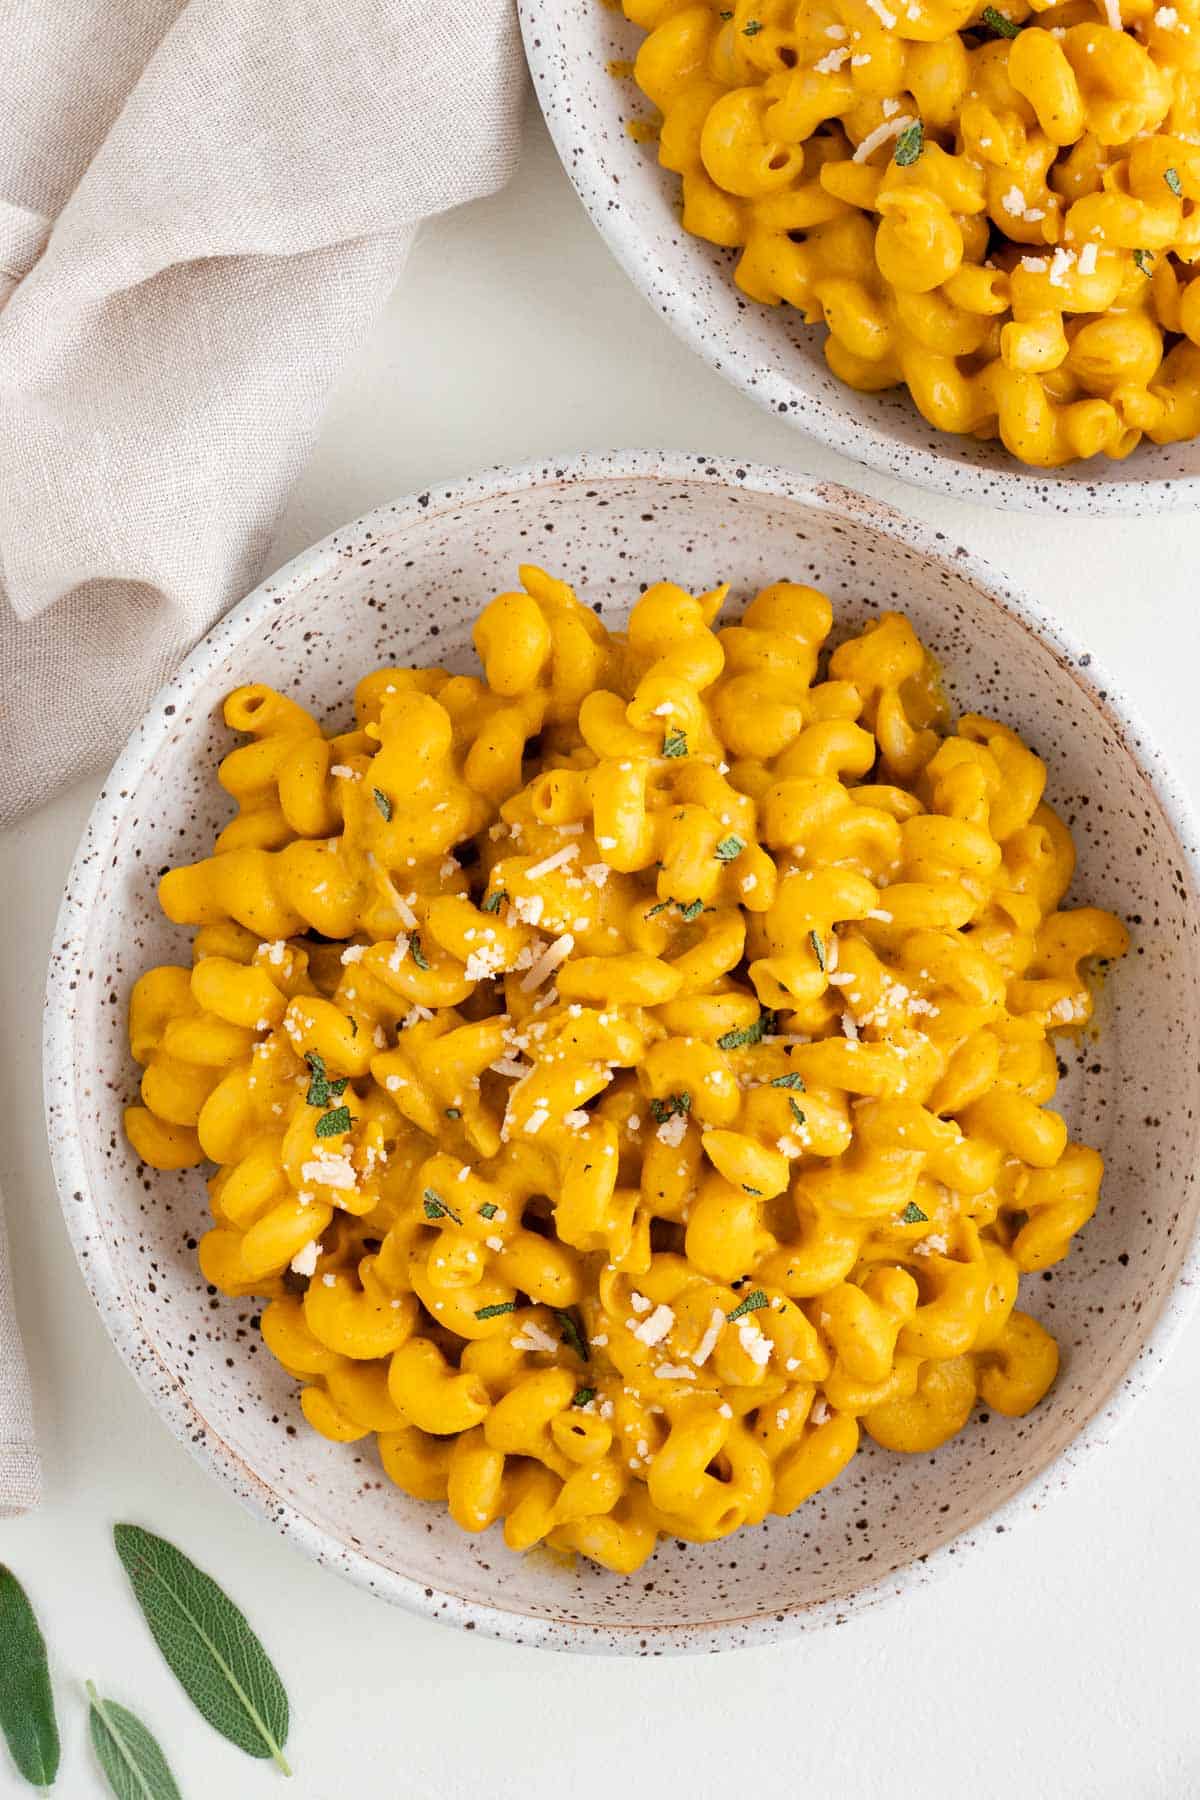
[519, 8, 1200, 517]
[43, 448, 1200, 1654]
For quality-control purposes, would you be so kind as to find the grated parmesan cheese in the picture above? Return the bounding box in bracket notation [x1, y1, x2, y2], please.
[519, 933, 575, 993]
[289, 1239, 321, 1277]
[300, 1154, 358, 1190]
[1048, 246, 1077, 286]
[737, 1319, 772, 1366]
[465, 945, 507, 981]
[524, 844, 579, 881]
[691, 1308, 725, 1367]
[656, 1111, 689, 1147]
[632, 1304, 675, 1346]
[511, 1321, 560, 1354]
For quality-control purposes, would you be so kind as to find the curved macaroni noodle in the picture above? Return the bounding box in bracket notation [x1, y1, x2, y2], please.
[622, 0, 1200, 467]
[126, 565, 1126, 1572]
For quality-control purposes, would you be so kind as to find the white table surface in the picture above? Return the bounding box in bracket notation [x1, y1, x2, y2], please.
[4, 100, 1198, 1800]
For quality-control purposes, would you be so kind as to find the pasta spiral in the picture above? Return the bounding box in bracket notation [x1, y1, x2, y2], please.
[126, 565, 1127, 1572]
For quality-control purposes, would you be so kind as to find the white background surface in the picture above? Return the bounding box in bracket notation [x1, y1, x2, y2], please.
[3, 100, 1199, 1799]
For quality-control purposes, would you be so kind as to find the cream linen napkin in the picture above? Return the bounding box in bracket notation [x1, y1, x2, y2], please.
[0, 0, 523, 1510]
[0, 1209, 39, 1516]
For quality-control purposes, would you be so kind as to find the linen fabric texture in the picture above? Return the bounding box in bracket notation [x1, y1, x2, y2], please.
[0, 0, 524, 1510]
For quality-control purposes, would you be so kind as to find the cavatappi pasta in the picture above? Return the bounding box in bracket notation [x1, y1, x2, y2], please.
[622, 0, 1200, 467]
[126, 566, 1127, 1573]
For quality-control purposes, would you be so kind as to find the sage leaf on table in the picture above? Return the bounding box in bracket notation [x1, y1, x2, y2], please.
[113, 1525, 292, 1775]
[87, 1684, 182, 1800]
[0, 1565, 60, 1789]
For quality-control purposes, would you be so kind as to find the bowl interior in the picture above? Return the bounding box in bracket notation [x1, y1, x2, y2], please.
[521, 3, 1200, 511]
[51, 463, 1200, 1648]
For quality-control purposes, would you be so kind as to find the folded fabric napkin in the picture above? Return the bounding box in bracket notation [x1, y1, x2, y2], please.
[0, 0, 524, 1511]
[0, 1209, 39, 1516]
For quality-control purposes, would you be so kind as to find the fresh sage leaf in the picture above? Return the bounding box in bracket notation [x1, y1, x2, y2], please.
[893, 119, 924, 166]
[113, 1525, 291, 1775]
[304, 1050, 328, 1106]
[423, 1189, 462, 1226]
[87, 1683, 182, 1800]
[981, 5, 1022, 34]
[314, 1104, 352, 1139]
[716, 1008, 775, 1051]
[727, 1288, 768, 1322]
[649, 1092, 690, 1125]
[0, 1566, 60, 1789]
[554, 1308, 590, 1363]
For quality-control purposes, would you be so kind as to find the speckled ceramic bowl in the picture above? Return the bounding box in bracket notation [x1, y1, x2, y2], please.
[45, 453, 1200, 1653]
[520, 7, 1200, 514]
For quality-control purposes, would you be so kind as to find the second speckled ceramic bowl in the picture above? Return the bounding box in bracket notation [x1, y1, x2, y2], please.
[45, 453, 1200, 1652]
[520, 6, 1200, 514]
